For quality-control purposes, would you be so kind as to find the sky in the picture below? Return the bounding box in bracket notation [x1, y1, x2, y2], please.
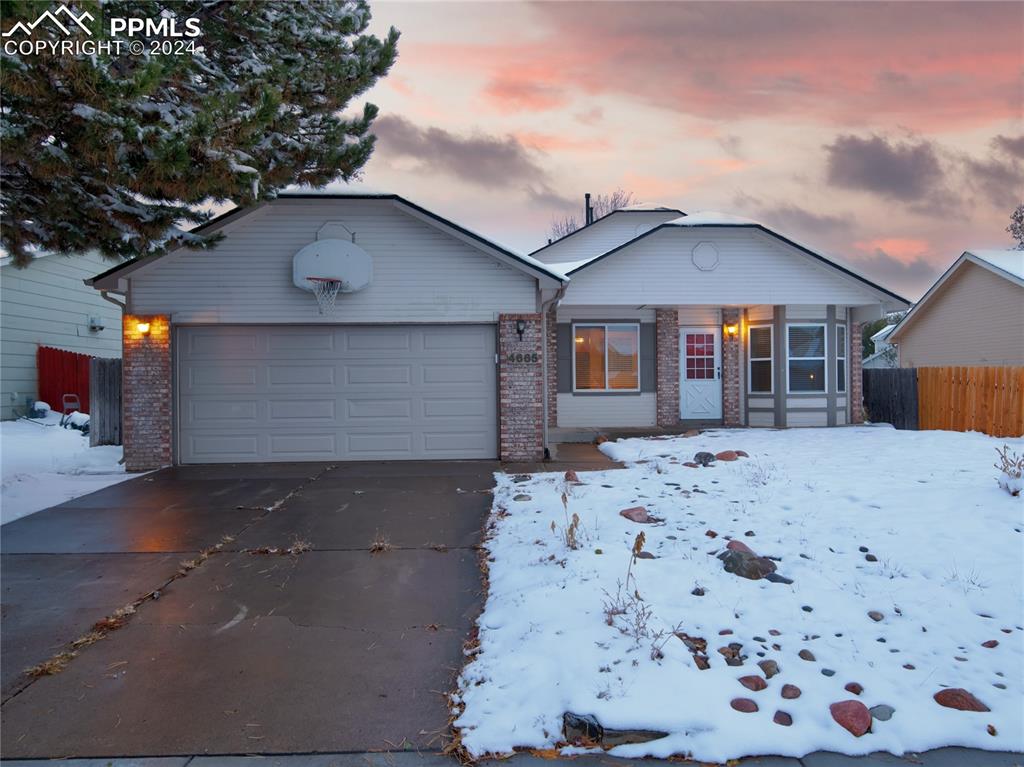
[341, 1, 1023, 300]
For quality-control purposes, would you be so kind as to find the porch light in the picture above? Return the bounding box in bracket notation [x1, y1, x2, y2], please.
[137, 321, 151, 335]
[575, 336, 584, 344]
[516, 318, 526, 340]
[724, 323, 739, 337]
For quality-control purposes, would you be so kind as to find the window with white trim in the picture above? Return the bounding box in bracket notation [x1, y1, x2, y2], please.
[836, 325, 847, 393]
[573, 323, 640, 392]
[787, 324, 826, 393]
[748, 325, 773, 394]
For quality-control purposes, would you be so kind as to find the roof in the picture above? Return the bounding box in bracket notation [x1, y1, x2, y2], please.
[870, 324, 896, 342]
[528, 205, 685, 258]
[561, 212, 910, 305]
[888, 248, 1024, 341]
[87, 192, 568, 288]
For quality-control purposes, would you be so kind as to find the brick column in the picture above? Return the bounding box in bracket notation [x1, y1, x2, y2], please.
[850, 321, 865, 424]
[546, 305, 558, 429]
[722, 307, 742, 426]
[655, 309, 680, 426]
[123, 315, 172, 471]
[498, 313, 544, 461]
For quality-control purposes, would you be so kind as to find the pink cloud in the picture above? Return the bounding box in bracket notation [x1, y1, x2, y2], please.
[854, 238, 931, 260]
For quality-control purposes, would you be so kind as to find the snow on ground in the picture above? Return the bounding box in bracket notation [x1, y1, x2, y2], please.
[1, 410, 128, 525]
[454, 427, 1024, 762]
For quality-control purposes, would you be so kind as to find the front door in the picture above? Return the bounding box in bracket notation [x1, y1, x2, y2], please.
[680, 327, 722, 420]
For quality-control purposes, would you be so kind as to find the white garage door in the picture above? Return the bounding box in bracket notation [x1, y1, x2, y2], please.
[177, 325, 497, 463]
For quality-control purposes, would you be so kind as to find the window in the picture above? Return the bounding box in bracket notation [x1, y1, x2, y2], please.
[573, 323, 640, 392]
[836, 325, 847, 393]
[787, 324, 826, 393]
[748, 325, 773, 393]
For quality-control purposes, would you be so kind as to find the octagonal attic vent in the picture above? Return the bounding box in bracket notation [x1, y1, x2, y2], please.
[692, 241, 719, 271]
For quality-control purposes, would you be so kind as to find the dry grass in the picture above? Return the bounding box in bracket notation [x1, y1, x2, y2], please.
[369, 530, 393, 554]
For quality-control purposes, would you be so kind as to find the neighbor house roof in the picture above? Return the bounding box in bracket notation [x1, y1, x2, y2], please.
[561, 212, 910, 305]
[87, 192, 568, 289]
[888, 248, 1024, 341]
[870, 324, 896, 343]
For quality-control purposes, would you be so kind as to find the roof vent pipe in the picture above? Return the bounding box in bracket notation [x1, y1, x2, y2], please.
[584, 193, 592, 226]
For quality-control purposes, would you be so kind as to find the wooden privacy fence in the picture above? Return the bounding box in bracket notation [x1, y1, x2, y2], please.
[863, 368, 918, 430]
[864, 366, 1024, 437]
[37, 346, 92, 413]
[917, 366, 1024, 438]
[89, 357, 123, 446]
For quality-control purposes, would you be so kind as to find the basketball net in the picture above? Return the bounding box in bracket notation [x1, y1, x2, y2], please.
[307, 277, 344, 315]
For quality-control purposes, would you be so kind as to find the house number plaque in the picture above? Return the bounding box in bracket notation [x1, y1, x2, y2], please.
[506, 352, 539, 364]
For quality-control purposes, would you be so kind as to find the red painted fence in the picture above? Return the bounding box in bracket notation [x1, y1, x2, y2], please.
[37, 346, 92, 414]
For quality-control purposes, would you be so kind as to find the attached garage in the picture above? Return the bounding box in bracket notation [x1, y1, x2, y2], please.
[177, 324, 497, 463]
[87, 193, 565, 469]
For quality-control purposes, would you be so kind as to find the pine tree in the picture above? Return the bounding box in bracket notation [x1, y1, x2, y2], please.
[1, 0, 399, 267]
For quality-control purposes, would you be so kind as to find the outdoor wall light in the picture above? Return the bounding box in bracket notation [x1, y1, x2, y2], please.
[137, 321, 151, 335]
[724, 323, 739, 337]
[516, 319, 526, 340]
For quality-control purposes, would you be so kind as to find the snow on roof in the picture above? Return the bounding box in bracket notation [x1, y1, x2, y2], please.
[615, 202, 683, 213]
[870, 324, 896, 342]
[966, 249, 1024, 281]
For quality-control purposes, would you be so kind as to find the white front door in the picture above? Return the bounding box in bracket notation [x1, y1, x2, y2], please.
[680, 327, 722, 420]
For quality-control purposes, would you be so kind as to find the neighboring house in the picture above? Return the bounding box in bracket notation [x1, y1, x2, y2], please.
[1, 251, 123, 420]
[87, 194, 909, 471]
[887, 249, 1024, 368]
[862, 324, 898, 369]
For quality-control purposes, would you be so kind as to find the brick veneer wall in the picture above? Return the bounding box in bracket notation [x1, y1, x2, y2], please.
[545, 305, 558, 429]
[498, 313, 544, 461]
[722, 307, 742, 426]
[655, 309, 680, 426]
[123, 315, 172, 471]
[850, 321, 865, 424]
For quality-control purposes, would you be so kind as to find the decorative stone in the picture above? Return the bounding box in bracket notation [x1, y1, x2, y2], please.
[603, 726, 671, 747]
[934, 688, 989, 712]
[735, 450, 749, 457]
[773, 710, 793, 726]
[845, 682, 864, 695]
[715, 450, 739, 461]
[830, 700, 872, 737]
[691, 587, 705, 596]
[635, 551, 656, 559]
[563, 712, 602, 746]
[981, 640, 999, 648]
[682, 461, 700, 468]
[798, 649, 816, 662]
[730, 698, 758, 713]
[619, 506, 652, 523]
[865, 554, 878, 562]
[868, 611, 884, 622]
[821, 668, 836, 677]
[758, 660, 780, 678]
[801, 605, 813, 612]
[781, 684, 802, 699]
[859, 546, 869, 552]
[694, 451, 716, 466]
[765, 573, 794, 584]
[693, 655, 710, 670]
[719, 629, 733, 635]
[738, 675, 767, 691]
[513, 494, 531, 502]
[564, 469, 579, 483]
[705, 529, 718, 538]
[718, 549, 777, 580]
[726, 539, 754, 554]
[870, 704, 895, 721]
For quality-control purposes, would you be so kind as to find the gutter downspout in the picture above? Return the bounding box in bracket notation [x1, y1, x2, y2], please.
[540, 281, 568, 460]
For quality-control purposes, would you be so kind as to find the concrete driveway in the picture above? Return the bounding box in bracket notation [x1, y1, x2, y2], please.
[1, 460, 496, 758]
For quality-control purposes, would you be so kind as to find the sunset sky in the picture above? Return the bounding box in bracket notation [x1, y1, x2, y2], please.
[344, 1, 1023, 299]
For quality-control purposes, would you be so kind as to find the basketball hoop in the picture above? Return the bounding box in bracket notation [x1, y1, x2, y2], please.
[307, 276, 344, 315]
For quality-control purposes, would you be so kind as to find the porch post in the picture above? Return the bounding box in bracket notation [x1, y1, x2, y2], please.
[655, 308, 680, 427]
[850, 321, 865, 424]
[722, 307, 742, 426]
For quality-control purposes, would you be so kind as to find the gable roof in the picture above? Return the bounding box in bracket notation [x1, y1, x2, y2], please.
[888, 249, 1024, 341]
[562, 212, 910, 305]
[528, 204, 685, 259]
[870, 324, 896, 343]
[87, 192, 567, 289]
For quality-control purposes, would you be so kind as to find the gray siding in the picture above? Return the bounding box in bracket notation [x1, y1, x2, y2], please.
[129, 199, 538, 324]
[1, 252, 123, 419]
[534, 211, 681, 266]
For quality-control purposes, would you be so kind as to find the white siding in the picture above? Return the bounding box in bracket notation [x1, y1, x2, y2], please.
[748, 305, 773, 321]
[534, 212, 682, 266]
[557, 392, 656, 427]
[560, 228, 883, 307]
[677, 307, 721, 325]
[130, 199, 537, 324]
[1, 252, 123, 419]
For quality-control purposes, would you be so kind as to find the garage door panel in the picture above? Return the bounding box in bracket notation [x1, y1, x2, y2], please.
[177, 325, 497, 463]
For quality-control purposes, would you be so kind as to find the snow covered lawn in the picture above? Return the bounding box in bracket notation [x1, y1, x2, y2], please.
[454, 427, 1023, 762]
[1, 412, 128, 525]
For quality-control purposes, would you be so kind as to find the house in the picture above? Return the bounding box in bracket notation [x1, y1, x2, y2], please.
[530, 204, 909, 434]
[887, 249, 1024, 368]
[1, 251, 123, 420]
[862, 324, 898, 369]
[87, 194, 909, 471]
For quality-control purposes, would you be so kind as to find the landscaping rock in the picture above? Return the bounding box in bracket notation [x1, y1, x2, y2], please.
[844, 682, 864, 695]
[868, 611, 884, 622]
[764, 572, 794, 584]
[982, 639, 999, 648]
[693, 655, 710, 670]
[758, 660, 780, 678]
[635, 551, 656, 559]
[859, 546, 869, 552]
[801, 605, 813, 612]
[821, 668, 836, 677]
[736, 450, 749, 457]
[564, 470, 579, 483]
[773, 710, 793, 726]
[603, 727, 671, 747]
[870, 704, 895, 722]
[730, 698, 758, 713]
[739, 675, 767, 691]
[691, 587, 705, 596]
[865, 553, 878, 562]
[718, 643, 747, 666]
[619, 506, 652, 523]
[781, 684, 802, 699]
[934, 688, 990, 712]
[798, 649, 816, 662]
[705, 529, 718, 538]
[715, 450, 739, 461]
[513, 494, 531, 502]
[718, 548, 777, 580]
[726, 539, 754, 554]
[682, 461, 700, 468]
[694, 451, 716, 466]
[830, 700, 872, 737]
[563, 712, 602, 746]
